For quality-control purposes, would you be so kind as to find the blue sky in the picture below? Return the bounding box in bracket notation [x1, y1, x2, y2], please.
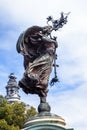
[0, 0, 87, 130]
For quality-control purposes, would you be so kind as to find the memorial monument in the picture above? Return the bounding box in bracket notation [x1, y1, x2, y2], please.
[16, 12, 74, 130]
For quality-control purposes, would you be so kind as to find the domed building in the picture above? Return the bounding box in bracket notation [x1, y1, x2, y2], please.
[5, 73, 21, 103]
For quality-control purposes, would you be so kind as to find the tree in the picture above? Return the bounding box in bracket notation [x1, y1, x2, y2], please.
[11, 102, 27, 128]
[26, 106, 37, 118]
[0, 119, 19, 130]
[0, 95, 37, 129]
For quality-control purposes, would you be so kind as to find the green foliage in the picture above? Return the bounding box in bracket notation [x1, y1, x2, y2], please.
[0, 119, 9, 130]
[11, 102, 26, 128]
[26, 106, 38, 117]
[0, 95, 37, 129]
[0, 119, 19, 130]
[0, 95, 4, 98]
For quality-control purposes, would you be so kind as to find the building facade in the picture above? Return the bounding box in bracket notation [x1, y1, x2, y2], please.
[5, 73, 20, 103]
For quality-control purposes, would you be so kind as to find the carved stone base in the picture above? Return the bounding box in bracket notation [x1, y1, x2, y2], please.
[21, 112, 74, 130]
[21, 99, 74, 130]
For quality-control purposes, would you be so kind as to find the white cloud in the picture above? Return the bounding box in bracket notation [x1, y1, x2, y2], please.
[0, 0, 87, 27]
[47, 83, 87, 130]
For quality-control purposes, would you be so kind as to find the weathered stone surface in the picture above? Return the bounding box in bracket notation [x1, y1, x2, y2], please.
[22, 112, 74, 130]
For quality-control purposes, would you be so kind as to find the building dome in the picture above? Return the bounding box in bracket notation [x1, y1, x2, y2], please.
[5, 73, 20, 103]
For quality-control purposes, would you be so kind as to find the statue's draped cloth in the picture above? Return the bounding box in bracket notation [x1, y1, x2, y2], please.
[16, 26, 57, 97]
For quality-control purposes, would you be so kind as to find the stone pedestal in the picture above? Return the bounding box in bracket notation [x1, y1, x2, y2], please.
[22, 102, 74, 130]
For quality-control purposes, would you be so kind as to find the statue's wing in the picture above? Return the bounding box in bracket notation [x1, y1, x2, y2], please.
[16, 32, 24, 53]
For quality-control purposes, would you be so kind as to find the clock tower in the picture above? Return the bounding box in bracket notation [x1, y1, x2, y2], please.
[5, 73, 20, 103]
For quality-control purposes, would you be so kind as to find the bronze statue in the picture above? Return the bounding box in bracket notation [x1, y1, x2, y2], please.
[16, 12, 70, 104]
[16, 25, 58, 103]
